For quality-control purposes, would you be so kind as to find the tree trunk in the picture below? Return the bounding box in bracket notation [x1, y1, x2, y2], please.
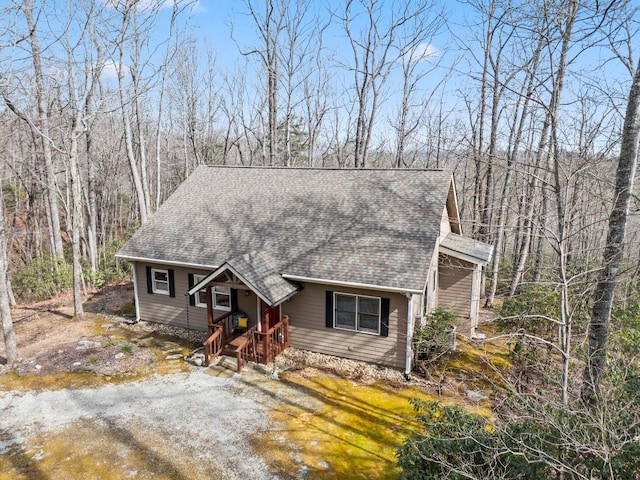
[509, 115, 550, 296]
[84, 38, 102, 273]
[21, 0, 65, 258]
[486, 39, 540, 306]
[131, 4, 152, 215]
[68, 130, 85, 319]
[117, 0, 149, 225]
[582, 58, 640, 404]
[0, 183, 18, 367]
[549, 0, 578, 406]
[85, 120, 99, 273]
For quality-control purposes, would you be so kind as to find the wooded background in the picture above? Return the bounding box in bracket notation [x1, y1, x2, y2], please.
[3, 3, 640, 473]
[0, 0, 638, 318]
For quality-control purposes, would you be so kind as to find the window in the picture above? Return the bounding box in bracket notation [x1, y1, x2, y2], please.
[190, 275, 231, 311]
[213, 285, 231, 311]
[334, 293, 381, 334]
[193, 274, 208, 307]
[151, 268, 170, 295]
[146, 266, 175, 297]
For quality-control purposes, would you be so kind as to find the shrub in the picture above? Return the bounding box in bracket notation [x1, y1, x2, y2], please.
[412, 309, 458, 369]
[82, 240, 132, 289]
[98, 239, 131, 283]
[397, 400, 496, 480]
[12, 255, 73, 302]
[398, 391, 640, 480]
[496, 284, 559, 338]
[610, 302, 640, 357]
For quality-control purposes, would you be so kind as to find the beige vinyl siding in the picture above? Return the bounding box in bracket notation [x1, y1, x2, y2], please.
[236, 290, 259, 329]
[281, 283, 408, 370]
[425, 248, 439, 317]
[437, 254, 473, 318]
[440, 205, 451, 236]
[136, 262, 211, 331]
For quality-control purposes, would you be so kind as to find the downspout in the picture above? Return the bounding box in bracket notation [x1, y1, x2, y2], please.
[470, 265, 480, 338]
[132, 262, 140, 322]
[405, 293, 414, 376]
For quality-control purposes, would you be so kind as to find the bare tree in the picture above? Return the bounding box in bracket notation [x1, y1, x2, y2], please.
[58, 0, 111, 318]
[340, 0, 440, 168]
[238, 0, 289, 166]
[0, 182, 18, 367]
[111, 0, 170, 224]
[485, 11, 546, 307]
[391, 15, 445, 169]
[582, 57, 640, 404]
[154, 0, 183, 206]
[3, 0, 64, 258]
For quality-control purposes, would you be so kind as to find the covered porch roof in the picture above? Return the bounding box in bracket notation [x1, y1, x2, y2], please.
[439, 233, 494, 266]
[188, 250, 300, 307]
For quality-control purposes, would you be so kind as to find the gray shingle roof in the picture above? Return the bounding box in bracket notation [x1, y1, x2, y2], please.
[117, 166, 455, 292]
[440, 233, 494, 265]
[216, 251, 299, 306]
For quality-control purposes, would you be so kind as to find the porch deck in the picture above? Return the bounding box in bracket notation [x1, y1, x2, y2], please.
[203, 313, 290, 373]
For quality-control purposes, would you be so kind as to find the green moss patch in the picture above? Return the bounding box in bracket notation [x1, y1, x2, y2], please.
[253, 368, 484, 479]
[435, 334, 513, 394]
[0, 419, 224, 480]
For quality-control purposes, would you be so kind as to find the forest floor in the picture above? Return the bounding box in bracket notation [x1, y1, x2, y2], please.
[0, 283, 501, 479]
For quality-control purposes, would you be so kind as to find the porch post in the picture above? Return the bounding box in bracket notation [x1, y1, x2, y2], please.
[206, 285, 213, 336]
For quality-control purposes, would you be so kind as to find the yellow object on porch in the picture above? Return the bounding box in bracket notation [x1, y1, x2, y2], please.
[237, 317, 248, 330]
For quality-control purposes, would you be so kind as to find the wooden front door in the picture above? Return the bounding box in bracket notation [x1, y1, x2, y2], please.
[260, 301, 280, 331]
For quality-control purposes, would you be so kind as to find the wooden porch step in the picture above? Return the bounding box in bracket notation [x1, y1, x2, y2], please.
[222, 333, 250, 355]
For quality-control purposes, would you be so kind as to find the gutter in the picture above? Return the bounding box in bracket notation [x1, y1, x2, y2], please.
[115, 254, 218, 270]
[282, 274, 421, 295]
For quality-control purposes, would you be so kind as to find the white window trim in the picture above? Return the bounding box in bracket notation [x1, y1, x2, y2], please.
[192, 276, 232, 311]
[333, 292, 381, 335]
[193, 274, 207, 308]
[151, 268, 170, 295]
[213, 284, 232, 312]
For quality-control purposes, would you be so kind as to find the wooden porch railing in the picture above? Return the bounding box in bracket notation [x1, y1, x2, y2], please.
[254, 315, 290, 365]
[203, 315, 290, 371]
[208, 311, 234, 337]
[203, 323, 225, 367]
[236, 327, 257, 373]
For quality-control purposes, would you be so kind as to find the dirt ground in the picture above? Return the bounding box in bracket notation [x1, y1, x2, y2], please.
[0, 284, 499, 480]
[0, 283, 157, 377]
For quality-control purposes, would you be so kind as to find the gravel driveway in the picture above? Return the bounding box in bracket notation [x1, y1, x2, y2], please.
[0, 369, 285, 479]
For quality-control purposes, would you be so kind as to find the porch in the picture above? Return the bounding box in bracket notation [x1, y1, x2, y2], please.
[187, 251, 299, 372]
[203, 311, 290, 373]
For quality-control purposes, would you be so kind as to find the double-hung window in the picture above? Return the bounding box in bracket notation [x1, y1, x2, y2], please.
[146, 266, 175, 297]
[193, 274, 208, 307]
[334, 293, 381, 335]
[151, 268, 170, 295]
[213, 285, 231, 311]
[191, 275, 231, 311]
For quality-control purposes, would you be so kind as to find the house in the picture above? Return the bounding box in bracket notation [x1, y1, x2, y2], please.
[116, 166, 493, 373]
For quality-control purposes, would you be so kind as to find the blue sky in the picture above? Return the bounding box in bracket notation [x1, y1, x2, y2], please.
[1, 0, 633, 154]
[184, 0, 453, 70]
[143, 0, 633, 154]
[173, 0, 462, 113]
